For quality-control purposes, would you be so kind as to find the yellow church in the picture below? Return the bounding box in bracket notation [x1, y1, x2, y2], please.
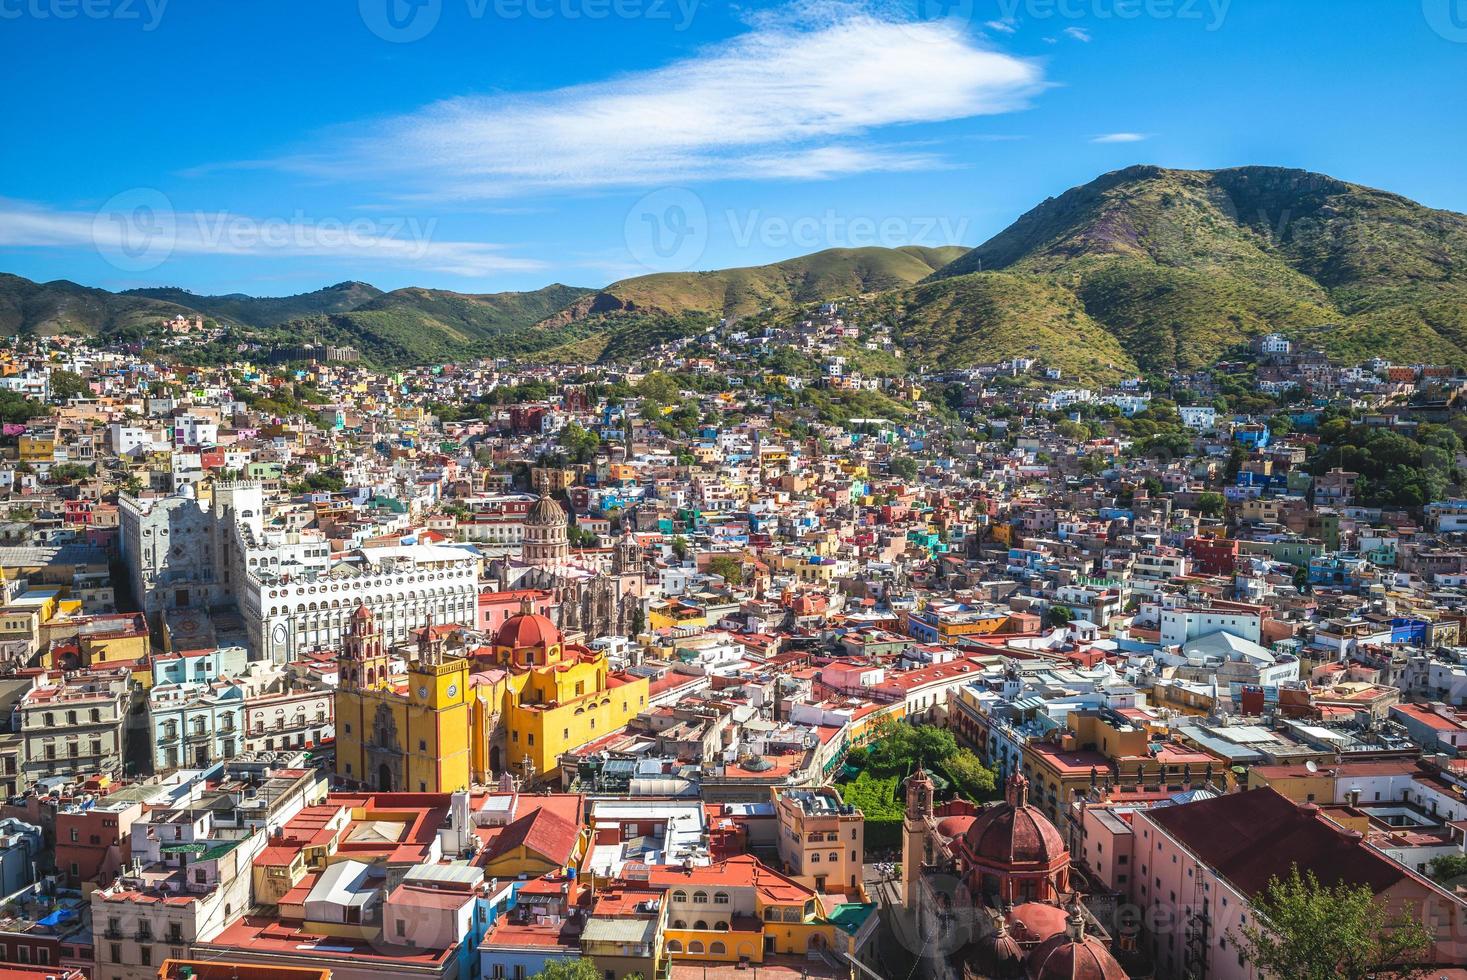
[335, 599, 650, 791]
[334, 604, 472, 793]
[470, 599, 651, 782]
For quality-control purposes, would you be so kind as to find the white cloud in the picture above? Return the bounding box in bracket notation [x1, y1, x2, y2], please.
[281, 11, 1045, 198]
[1064, 26, 1092, 41]
[985, 18, 1018, 33]
[1091, 132, 1149, 143]
[0, 198, 543, 277]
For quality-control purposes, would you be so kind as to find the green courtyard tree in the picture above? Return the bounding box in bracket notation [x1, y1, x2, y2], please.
[706, 554, 744, 585]
[1230, 866, 1432, 980]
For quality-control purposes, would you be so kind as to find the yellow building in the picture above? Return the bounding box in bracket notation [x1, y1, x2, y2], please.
[473, 602, 651, 782]
[18, 432, 56, 463]
[334, 605, 472, 793]
[336, 599, 651, 789]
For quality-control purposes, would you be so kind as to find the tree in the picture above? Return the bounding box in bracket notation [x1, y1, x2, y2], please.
[1230, 866, 1432, 980]
[1048, 604, 1074, 628]
[1197, 492, 1227, 518]
[706, 554, 744, 585]
[888, 456, 919, 480]
[49, 369, 89, 402]
[939, 748, 998, 802]
[1428, 852, 1467, 883]
[558, 421, 601, 464]
[1056, 419, 1090, 441]
[670, 536, 688, 561]
[529, 959, 603, 980]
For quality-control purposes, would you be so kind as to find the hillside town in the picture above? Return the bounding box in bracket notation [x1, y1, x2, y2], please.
[0, 318, 1461, 980]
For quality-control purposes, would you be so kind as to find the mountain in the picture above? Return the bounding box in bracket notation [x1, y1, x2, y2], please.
[4, 168, 1463, 375]
[122, 281, 383, 329]
[0, 274, 205, 336]
[282, 283, 597, 363]
[541, 245, 969, 329]
[878, 272, 1140, 381]
[919, 165, 1467, 372]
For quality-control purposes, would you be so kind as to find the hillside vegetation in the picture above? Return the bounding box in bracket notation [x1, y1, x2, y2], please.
[5, 166, 1465, 377]
[925, 165, 1467, 372]
[123, 281, 383, 329]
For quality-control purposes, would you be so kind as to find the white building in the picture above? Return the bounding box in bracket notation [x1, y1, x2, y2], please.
[120, 482, 481, 664]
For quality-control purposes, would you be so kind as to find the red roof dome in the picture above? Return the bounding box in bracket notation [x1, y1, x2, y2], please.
[495, 611, 563, 649]
[1025, 932, 1128, 980]
[935, 815, 977, 841]
[1007, 902, 1070, 944]
[963, 774, 1067, 868]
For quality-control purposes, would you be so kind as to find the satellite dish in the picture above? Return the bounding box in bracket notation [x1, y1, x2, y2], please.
[1305, 760, 1318, 773]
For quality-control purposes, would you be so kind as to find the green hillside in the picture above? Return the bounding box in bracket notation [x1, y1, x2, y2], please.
[880, 272, 1139, 382]
[0, 274, 203, 336]
[279, 283, 597, 363]
[123, 281, 383, 329]
[924, 165, 1467, 372]
[545, 245, 969, 328]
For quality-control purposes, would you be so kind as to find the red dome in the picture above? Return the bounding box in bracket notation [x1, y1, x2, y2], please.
[963, 800, 1067, 867]
[1007, 903, 1070, 944]
[1025, 933, 1128, 980]
[936, 815, 977, 841]
[494, 611, 563, 649]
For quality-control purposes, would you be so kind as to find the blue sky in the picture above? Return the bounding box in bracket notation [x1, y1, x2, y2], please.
[1, 0, 1464, 296]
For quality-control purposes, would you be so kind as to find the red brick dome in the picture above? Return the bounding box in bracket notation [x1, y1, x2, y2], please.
[963, 774, 1067, 867]
[935, 814, 977, 841]
[494, 611, 563, 649]
[1026, 930, 1128, 980]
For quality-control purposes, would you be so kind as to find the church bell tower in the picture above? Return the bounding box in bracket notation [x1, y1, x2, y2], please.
[902, 768, 935, 909]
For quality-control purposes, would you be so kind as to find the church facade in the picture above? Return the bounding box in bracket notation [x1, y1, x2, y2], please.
[899, 769, 1136, 980]
[334, 604, 472, 793]
[334, 596, 652, 790]
[491, 491, 648, 642]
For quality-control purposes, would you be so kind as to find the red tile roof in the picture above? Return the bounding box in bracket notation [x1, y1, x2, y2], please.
[1146, 788, 1406, 899]
[481, 805, 580, 866]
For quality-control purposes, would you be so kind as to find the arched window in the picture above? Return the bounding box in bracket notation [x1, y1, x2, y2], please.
[672, 891, 686, 903]
[667, 940, 682, 953]
[692, 891, 708, 904]
[673, 919, 686, 929]
[694, 920, 707, 930]
[710, 942, 726, 955]
[713, 891, 729, 905]
[688, 941, 704, 954]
